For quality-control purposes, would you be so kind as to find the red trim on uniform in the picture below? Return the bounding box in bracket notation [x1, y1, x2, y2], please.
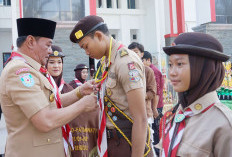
[176, 0, 185, 34]
[169, 0, 174, 35]
[19, 0, 22, 18]
[210, 0, 216, 22]
[164, 33, 179, 38]
[89, 0, 96, 15]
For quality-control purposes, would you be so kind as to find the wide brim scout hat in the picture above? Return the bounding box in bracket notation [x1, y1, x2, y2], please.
[74, 64, 89, 71]
[70, 15, 105, 43]
[163, 32, 230, 62]
[50, 45, 65, 57]
[17, 18, 56, 39]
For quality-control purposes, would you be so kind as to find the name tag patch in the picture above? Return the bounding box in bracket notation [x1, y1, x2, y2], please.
[20, 73, 35, 87]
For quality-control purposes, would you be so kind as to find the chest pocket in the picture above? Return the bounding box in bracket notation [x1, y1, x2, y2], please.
[106, 78, 117, 89]
[33, 127, 62, 147]
[177, 141, 210, 157]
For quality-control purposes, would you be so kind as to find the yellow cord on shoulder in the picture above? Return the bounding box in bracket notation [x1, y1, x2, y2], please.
[95, 37, 113, 83]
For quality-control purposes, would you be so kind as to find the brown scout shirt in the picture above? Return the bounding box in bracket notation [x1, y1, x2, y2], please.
[145, 65, 157, 118]
[159, 91, 232, 156]
[0, 52, 65, 157]
[105, 41, 146, 129]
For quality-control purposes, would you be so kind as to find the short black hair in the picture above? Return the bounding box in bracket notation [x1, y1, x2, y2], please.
[16, 36, 41, 48]
[88, 24, 110, 38]
[128, 42, 144, 52]
[142, 51, 153, 63]
[16, 36, 27, 48]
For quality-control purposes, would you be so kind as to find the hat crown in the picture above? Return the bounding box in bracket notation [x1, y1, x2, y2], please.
[74, 64, 88, 71]
[174, 32, 223, 53]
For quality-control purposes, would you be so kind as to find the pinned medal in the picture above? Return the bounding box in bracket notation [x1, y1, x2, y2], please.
[107, 102, 112, 108]
[112, 116, 118, 121]
[108, 111, 112, 116]
[106, 88, 112, 96]
[111, 107, 116, 113]
[194, 104, 202, 110]
[175, 114, 185, 123]
[49, 93, 55, 102]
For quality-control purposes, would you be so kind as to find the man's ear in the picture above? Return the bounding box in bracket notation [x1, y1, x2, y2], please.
[26, 35, 36, 49]
[94, 31, 104, 41]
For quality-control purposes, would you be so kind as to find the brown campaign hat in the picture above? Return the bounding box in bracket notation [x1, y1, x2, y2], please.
[74, 64, 88, 71]
[163, 32, 230, 62]
[17, 18, 56, 39]
[70, 15, 105, 43]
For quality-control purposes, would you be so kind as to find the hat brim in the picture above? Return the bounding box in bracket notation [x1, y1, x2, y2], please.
[163, 44, 230, 62]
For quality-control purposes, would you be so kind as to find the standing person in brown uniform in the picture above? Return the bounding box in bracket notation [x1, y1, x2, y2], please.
[128, 42, 157, 150]
[69, 64, 89, 89]
[0, 18, 98, 157]
[46, 45, 73, 93]
[159, 32, 232, 156]
[70, 15, 153, 157]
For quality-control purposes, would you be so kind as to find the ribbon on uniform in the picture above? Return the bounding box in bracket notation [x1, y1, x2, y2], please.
[161, 103, 214, 157]
[40, 67, 74, 157]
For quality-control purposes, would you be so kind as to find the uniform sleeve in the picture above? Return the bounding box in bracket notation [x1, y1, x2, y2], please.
[213, 123, 232, 156]
[117, 57, 145, 93]
[6, 65, 50, 119]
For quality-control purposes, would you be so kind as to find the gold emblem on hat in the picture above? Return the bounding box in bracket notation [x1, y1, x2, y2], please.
[54, 51, 59, 56]
[194, 104, 202, 110]
[49, 93, 54, 102]
[75, 30, 84, 40]
[106, 88, 112, 96]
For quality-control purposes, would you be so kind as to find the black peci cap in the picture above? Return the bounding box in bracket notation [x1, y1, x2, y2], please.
[163, 32, 230, 62]
[70, 15, 105, 43]
[17, 18, 56, 39]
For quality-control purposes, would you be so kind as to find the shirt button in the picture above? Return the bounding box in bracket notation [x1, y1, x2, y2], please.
[47, 138, 51, 142]
[194, 104, 202, 110]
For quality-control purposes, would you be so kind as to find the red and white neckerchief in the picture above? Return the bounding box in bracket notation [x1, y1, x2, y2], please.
[40, 67, 74, 157]
[5, 52, 26, 64]
[74, 78, 86, 87]
[161, 103, 215, 157]
[97, 69, 109, 157]
[58, 78, 65, 93]
[97, 44, 123, 157]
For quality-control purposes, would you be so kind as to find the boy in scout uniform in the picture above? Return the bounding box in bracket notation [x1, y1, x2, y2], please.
[0, 18, 98, 157]
[70, 15, 153, 157]
[159, 32, 232, 156]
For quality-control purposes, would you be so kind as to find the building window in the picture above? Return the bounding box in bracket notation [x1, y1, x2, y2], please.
[107, 0, 112, 8]
[0, 0, 11, 6]
[3, 52, 11, 67]
[112, 34, 116, 39]
[128, 0, 135, 9]
[23, 0, 85, 21]
[133, 34, 137, 40]
[215, 0, 232, 24]
[97, 0, 102, 8]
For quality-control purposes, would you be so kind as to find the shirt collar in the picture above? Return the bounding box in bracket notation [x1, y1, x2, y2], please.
[180, 91, 219, 114]
[17, 51, 42, 72]
[110, 41, 123, 64]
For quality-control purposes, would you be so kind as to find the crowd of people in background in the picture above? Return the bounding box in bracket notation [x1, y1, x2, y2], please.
[0, 15, 232, 157]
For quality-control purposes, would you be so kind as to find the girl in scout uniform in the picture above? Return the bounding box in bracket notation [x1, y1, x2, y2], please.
[69, 64, 89, 89]
[46, 45, 73, 94]
[160, 32, 232, 157]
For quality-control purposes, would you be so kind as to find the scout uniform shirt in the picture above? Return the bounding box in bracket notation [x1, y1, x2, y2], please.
[105, 42, 146, 129]
[0, 52, 65, 157]
[159, 91, 232, 157]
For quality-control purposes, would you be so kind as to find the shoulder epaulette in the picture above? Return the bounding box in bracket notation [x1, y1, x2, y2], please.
[214, 102, 232, 127]
[119, 49, 128, 57]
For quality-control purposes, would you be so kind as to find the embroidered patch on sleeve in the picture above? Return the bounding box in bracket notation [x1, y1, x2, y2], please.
[15, 68, 30, 75]
[128, 69, 140, 82]
[19, 73, 35, 87]
[128, 62, 135, 70]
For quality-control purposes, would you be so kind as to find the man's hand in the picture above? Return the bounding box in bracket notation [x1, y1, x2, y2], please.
[80, 80, 101, 96]
[78, 95, 98, 112]
[153, 108, 159, 118]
